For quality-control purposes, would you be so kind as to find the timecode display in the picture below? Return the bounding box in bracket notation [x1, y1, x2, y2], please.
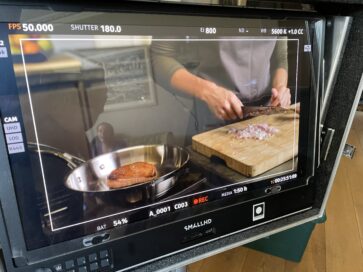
[271, 173, 298, 184]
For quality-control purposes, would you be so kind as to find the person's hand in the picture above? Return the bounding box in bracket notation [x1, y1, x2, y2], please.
[200, 82, 243, 120]
[270, 86, 291, 107]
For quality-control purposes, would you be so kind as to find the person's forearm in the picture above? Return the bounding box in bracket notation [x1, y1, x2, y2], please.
[170, 68, 214, 102]
[170, 68, 243, 120]
[272, 68, 288, 89]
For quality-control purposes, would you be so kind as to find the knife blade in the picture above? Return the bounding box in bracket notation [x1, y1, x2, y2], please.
[242, 106, 294, 120]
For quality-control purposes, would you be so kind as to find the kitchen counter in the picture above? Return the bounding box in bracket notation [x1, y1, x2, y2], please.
[13, 53, 81, 76]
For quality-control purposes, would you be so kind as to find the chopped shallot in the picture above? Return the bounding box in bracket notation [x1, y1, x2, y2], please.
[227, 124, 279, 140]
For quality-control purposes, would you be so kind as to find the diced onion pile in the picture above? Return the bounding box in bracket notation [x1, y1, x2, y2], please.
[227, 124, 279, 140]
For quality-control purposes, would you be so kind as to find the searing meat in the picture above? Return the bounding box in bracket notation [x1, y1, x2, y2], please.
[107, 162, 157, 189]
[227, 124, 279, 140]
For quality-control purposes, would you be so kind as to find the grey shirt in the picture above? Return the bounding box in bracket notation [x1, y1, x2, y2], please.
[151, 38, 287, 104]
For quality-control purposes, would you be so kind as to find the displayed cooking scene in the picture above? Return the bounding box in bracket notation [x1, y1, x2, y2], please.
[10, 33, 300, 236]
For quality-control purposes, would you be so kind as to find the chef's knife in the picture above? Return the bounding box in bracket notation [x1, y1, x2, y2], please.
[242, 105, 295, 120]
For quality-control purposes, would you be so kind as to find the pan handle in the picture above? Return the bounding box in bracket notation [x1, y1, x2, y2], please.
[27, 142, 85, 170]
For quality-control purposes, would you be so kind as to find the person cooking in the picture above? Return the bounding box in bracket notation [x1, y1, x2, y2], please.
[151, 38, 290, 122]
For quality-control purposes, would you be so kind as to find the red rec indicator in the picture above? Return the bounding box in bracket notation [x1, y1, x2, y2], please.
[193, 196, 209, 205]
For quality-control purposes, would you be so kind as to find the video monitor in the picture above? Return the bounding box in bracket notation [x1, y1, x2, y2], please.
[0, 9, 317, 252]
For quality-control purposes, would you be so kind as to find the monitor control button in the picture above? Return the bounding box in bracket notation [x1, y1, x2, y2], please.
[65, 260, 75, 270]
[88, 253, 98, 263]
[90, 262, 99, 271]
[99, 250, 109, 259]
[77, 257, 86, 266]
[78, 266, 87, 272]
[100, 258, 110, 268]
[53, 264, 63, 272]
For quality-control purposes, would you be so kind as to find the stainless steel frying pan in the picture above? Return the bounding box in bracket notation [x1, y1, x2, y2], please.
[28, 143, 189, 198]
[56, 146, 189, 200]
[28, 143, 189, 201]
[29, 143, 190, 199]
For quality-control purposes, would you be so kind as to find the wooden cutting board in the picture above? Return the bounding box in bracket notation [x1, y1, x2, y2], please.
[192, 112, 299, 177]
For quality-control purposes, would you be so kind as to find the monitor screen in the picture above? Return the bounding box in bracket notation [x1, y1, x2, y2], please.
[0, 9, 317, 251]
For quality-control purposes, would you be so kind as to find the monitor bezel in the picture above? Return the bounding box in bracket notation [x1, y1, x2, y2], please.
[0, 1, 323, 267]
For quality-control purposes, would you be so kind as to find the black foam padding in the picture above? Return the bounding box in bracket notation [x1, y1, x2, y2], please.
[313, 9, 363, 210]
